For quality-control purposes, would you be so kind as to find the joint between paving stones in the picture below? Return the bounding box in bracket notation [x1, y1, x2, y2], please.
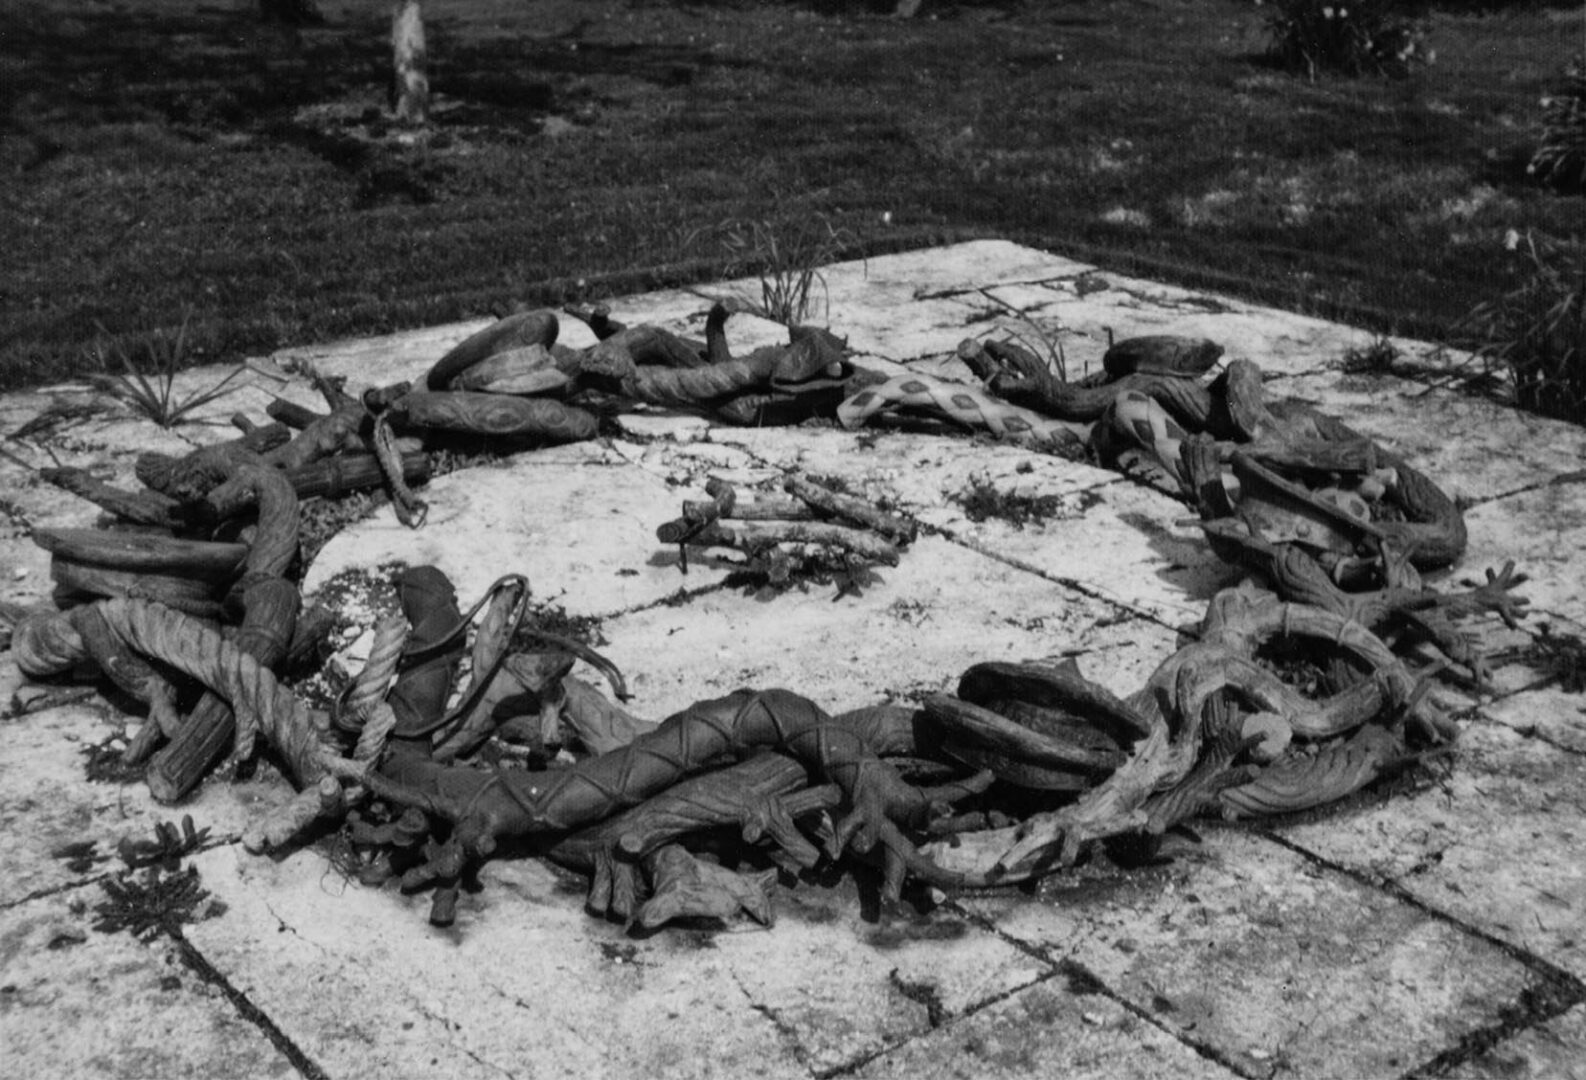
[814, 966, 1068, 1080]
[167, 929, 332, 1080]
[1258, 831, 1586, 1078]
[929, 521, 1174, 631]
[940, 900, 1261, 1079]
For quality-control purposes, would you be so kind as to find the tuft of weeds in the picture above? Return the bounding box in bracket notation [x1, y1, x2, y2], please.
[722, 211, 856, 325]
[1340, 334, 1401, 374]
[1529, 53, 1586, 193]
[88, 310, 244, 428]
[93, 864, 217, 941]
[983, 304, 1069, 382]
[952, 474, 1067, 529]
[1461, 232, 1586, 422]
[1264, 0, 1433, 81]
[81, 732, 147, 784]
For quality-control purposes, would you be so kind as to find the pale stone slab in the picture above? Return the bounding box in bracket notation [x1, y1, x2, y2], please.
[597, 533, 1182, 720]
[964, 828, 1538, 1078]
[1464, 482, 1586, 627]
[302, 444, 739, 616]
[1276, 720, 1586, 979]
[0, 701, 290, 908]
[1273, 369, 1586, 503]
[0, 892, 293, 1080]
[1485, 688, 1586, 754]
[705, 424, 1114, 508]
[1448, 1002, 1586, 1080]
[187, 843, 1029, 1080]
[924, 476, 1235, 627]
[822, 240, 1094, 300]
[721, 873, 1048, 1075]
[851, 977, 1240, 1080]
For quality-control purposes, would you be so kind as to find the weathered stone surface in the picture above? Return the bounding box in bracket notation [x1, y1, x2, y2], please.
[1277, 720, 1586, 979]
[1273, 369, 1586, 503]
[1485, 687, 1586, 753]
[851, 976, 1240, 1080]
[0, 703, 284, 908]
[963, 828, 1540, 1078]
[187, 845, 1031, 1080]
[599, 532, 1179, 718]
[1465, 481, 1586, 628]
[303, 443, 739, 615]
[721, 873, 1048, 1074]
[1447, 1001, 1586, 1080]
[0, 892, 293, 1080]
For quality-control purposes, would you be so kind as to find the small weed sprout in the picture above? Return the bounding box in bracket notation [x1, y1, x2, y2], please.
[1340, 335, 1401, 374]
[974, 300, 1069, 382]
[723, 214, 856, 325]
[89, 310, 243, 428]
[1461, 232, 1586, 422]
[1529, 53, 1586, 193]
[953, 474, 1067, 529]
[1265, 0, 1433, 81]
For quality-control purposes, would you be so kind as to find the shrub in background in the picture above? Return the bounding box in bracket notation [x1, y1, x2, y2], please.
[1529, 53, 1586, 192]
[1265, 0, 1433, 79]
[1462, 233, 1586, 423]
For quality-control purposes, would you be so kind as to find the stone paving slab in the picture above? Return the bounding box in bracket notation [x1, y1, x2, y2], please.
[1276, 718, 1586, 980]
[1447, 1002, 1586, 1080]
[961, 828, 1543, 1079]
[1465, 482, 1586, 630]
[849, 976, 1240, 1080]
[0, 891, 295, 1080]
[4, 239, 1586, 1080]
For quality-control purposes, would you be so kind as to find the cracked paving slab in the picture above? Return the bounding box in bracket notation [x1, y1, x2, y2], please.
[1446, 1001, 1586, 1080]
[0, 892, 294, 1080]
[302, 440, 740, 615]
[1274, 718, 1586, 981]
[717, 872, 1048, 1076]
[179, 843, 1046, 1080]
[958, 827, 1543, 1079]
[597, 531, 1181, 722]
[1271, 369, 1586, 504]
[848, 975, 1240, 1080]
[1465, 482, 1586, 629]
[0, 703, 281, 909]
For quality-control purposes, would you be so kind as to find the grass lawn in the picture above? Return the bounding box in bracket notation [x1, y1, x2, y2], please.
[2, 0, 1582, 391]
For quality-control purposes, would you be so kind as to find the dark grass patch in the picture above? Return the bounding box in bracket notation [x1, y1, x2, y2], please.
[2, 0, 1582, 395]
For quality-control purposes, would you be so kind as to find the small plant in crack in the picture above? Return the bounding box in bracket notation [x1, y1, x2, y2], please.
[952, 474, 1067, 529]
[93, 865, 220, 941]
[1340, 335, 1400, 375]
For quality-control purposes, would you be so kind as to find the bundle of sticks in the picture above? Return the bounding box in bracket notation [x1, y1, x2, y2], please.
[656, 475, 918, 584]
